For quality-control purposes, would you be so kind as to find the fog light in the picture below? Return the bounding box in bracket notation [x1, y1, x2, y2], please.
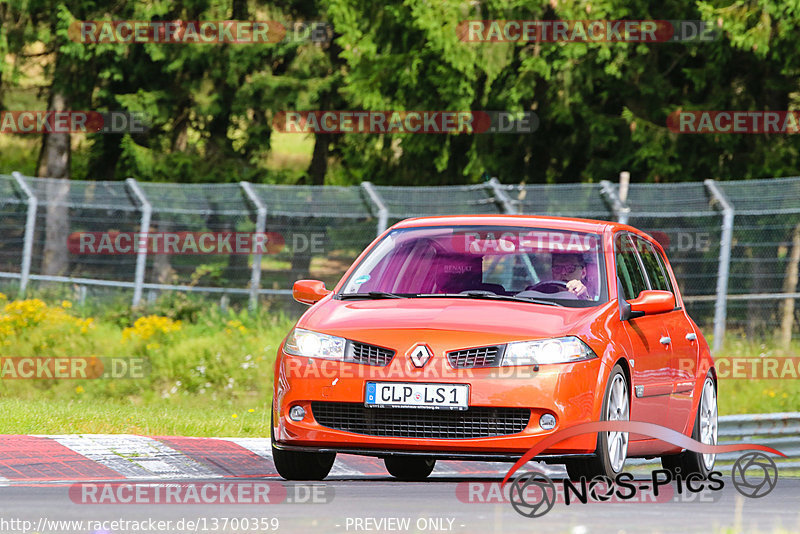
[289, 405, 306, 421]
[539, 413, 556, 430]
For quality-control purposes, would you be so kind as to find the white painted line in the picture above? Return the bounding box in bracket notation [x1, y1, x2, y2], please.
[432, 462, 465, 475]
[49, 435, 219, 479]
[328, 458, 371, 477]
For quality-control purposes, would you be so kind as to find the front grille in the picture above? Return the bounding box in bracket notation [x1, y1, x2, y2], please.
[447, 345, 503, 368]
[311, 401, 530, 439]
[348, 342, 395, 366]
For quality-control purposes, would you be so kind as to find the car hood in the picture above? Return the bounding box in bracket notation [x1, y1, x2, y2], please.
[297, 297, 615, 347]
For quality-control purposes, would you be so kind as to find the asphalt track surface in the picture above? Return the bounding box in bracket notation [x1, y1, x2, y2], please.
[0, 466, 797, 534]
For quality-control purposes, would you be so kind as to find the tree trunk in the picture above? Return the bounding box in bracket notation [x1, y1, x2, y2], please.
[290, 94, 331, 280]
[307, 131, 330, 186]
[38, 91, 71, 277]
[88, 134, 123, 181]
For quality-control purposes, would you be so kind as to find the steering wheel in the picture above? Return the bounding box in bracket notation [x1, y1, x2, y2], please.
[524, 280, 570, 294]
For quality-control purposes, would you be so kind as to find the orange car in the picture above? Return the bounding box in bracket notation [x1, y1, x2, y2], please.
[271, 216, 717, 481]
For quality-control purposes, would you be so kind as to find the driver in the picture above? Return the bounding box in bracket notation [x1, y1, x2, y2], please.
[551, 253, 590, 300]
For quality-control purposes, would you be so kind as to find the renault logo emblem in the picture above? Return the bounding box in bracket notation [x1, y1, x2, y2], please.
[407, 344, 432, 368]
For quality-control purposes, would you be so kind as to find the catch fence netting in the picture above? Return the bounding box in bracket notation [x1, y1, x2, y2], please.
[0, 173, 799, 345]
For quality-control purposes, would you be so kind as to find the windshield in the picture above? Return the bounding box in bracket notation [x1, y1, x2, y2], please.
[339, 226, 607, 306]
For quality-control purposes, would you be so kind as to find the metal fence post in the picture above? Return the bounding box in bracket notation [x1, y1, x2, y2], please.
[11, 172, 37, 296]
[600, 180, 630, 224]
[125, 178, 151, 307]
[705, 179, 734, 353]
[361, 182, 389, 237]
[241, 181, 267, 311]
[487, 177, 517, 214]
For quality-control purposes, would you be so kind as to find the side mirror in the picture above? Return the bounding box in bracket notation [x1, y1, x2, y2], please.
[628, 290, 675, 316]
[293, 280, 331, 305]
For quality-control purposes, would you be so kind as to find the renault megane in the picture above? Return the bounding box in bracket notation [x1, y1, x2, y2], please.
[271, 216, 717, 481]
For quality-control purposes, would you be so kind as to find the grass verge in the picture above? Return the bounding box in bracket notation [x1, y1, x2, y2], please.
[0, 293, 798, 436]
[0, 397, 272, 437]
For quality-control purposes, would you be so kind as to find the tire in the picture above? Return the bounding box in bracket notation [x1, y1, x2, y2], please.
[566, 363, 629, 480]
[384, 456, 436, 481]
[661, 375, 717, 478]
[272, 445, 336, 480]
[271, 412, 336, 481]
[565, 458, 591, 481]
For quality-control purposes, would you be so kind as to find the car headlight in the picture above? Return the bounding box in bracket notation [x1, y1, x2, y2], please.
[502, 336, 597, 366]
[284, 328, 346, 361]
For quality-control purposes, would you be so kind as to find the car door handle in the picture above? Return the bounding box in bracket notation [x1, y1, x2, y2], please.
[660, 336, 671, 345]
[685, 333, 697, 342]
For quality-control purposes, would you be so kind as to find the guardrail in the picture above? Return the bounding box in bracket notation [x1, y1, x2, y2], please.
[715, 412, 800, 471]
[629, 412, 800, 472]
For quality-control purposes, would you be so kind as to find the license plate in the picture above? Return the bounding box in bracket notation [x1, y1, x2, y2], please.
[365, 382, 469, 410]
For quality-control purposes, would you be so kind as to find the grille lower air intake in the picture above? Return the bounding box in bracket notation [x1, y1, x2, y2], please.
[311, 401, 530, 439]
[447, 345, 503, 368]
[348, 342, 395, 366]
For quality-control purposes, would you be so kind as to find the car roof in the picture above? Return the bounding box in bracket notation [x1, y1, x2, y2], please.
[389, 215, 667, 255]
[391, 214, 616, 234]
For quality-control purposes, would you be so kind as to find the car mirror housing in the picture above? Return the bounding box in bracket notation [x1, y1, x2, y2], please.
[628, 290, 675, 317]
[293, 279, 331, 305]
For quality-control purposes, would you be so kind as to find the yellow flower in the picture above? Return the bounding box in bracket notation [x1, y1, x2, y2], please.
[0, 298, 88, 339]
[75, 385, 84, 394]
[248, 408, 255, 413]
[122, 315, 181, 342]
[225, 320, 248, 334]
[232, 413, 238, 419]
[79, 318, 94, 334]
[61, 300, 72, 308]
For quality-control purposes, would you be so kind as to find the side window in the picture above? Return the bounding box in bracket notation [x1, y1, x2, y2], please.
[636, 238, 674, 293]
[615, 234, 648, 300]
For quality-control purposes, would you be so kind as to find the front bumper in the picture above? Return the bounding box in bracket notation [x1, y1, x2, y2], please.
[273, 347, 607, 456]
[271, 442, 596, 463]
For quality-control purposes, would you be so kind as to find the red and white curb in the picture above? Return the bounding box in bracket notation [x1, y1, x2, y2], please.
[0, 435, 562, 483]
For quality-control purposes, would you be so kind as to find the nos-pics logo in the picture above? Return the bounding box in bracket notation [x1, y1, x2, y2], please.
[503, 421, 782, 518]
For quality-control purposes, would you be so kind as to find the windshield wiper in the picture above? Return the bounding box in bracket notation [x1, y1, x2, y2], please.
[338, 291, 563, 306]
[338, 291, 408, 300]
[417, 292, 564, 307]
